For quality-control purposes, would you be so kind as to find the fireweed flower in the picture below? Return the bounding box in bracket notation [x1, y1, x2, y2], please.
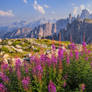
[0, 73, 9, 83]
[40, 54, 47, 66]
[1, 64, 8, 71]
[35, 56, 40, 66]
[17, 69, 21, 80]
[9, 66, 13, 73]
[30, 56, 35, 63]
[0, 83, 6, 92]
[84, 47, 88, 54]
[63, 80, 67, 88]
[22, 76, 30, 90]
[88, 50, 91, 54]
[40, 54, 46, 61]
[36, 65, 43, 81]
[47, 57, 52, 66]
[25, 67, 29, 74]
[70, 51, 73, 58]
[24, 63, 29, 73]
[58, 48, 63, 60]
[36, 65, 43, 73]
[48, 80, 56, 92]
[82, 42, 86, 48]
[16, 58, 21, 66]
[81, 83, 85, 91]
[82, 42, 88, 54]
[81, 51, 84, 56]
[15, 58, 21, 70]
[70, 42, 76, 50]
[51, 54, 57, 64]
[32, 65, 43, 80]
[52, 44, 56, 51]
[85, 57, 88, 61]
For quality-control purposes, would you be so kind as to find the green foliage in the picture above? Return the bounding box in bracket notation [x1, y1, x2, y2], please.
[1, 46, 10, 53]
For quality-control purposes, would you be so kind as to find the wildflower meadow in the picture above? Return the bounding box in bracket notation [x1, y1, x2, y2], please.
[0, 41, 92, 92]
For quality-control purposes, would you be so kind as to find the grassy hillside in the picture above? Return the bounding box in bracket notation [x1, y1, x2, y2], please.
[0, 38, 70, 60]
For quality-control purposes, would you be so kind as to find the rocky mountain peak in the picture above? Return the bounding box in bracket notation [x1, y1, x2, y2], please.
[80, 9, 90, 19]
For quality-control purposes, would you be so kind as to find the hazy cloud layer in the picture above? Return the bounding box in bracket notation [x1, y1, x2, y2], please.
[0, 10, 14, 17]
[33, 0, 45, 14]
[73, 4, 92, 16]
[44, 4, 49, 8]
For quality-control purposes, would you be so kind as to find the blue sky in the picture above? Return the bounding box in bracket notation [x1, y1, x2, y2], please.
[0, 0, 92, 25]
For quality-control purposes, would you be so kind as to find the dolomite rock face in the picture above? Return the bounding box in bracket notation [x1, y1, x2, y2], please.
[1, 9, 92, 44]
[61, 19, 92, 43]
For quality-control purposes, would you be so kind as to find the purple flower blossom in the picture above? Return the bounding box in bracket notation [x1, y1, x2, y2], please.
[36, 65, 43, 73]
[51, 54, 57, 64]
[1, 64, 8, 70]
[17, 69, 21, 80]
[52, 44, 56, 51]
[81, 83, 85, 91]
[40, 54, 47, 62]
[70, 51, 73, 58]
[81, 51, 83, 56]
[48, 80, 56, 92]
[1, 63, 8, 72]
[58, 48, 63, 60]
[88, 50, 91, 54]
[35, 57, 40, 65]
[30, 56, 35, 64]
[15, 58, 21, 70]
[0, 83, 6, 92]
[0, 72, 9, 83]
[9, 66, 13, 73]
[32, 65, 43, 82]
[85, 57, 88, 61]
[82, 42, 86, 48]
[33, 65, 43, 74]
[25, 68, 29, 73]
[70, 42, 76, 50]
[22, 76, 30, 90]
[63, 80, 67, 88]
[16, 58, 21, 66]
[84, 47, 88, 54]
[75, 50, 79, 60]
[47, 57, 52, 66]
[24, 64, 29, 73]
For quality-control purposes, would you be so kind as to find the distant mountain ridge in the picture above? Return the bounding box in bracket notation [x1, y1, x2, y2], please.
[0, 9, 92, 43]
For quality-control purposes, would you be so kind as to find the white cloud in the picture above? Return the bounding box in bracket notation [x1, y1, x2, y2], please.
[44, 4, 49, 8]
[80, 5, 85, 10]
[0, 10, 14, 17]
[80, 4, 92, 14]
[23, 0, 27, 4]
[72, 4, 88, 16]
[33, 0, 45, 14]
[87, 8, 92, 13]
[86, 4, 92, 13]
